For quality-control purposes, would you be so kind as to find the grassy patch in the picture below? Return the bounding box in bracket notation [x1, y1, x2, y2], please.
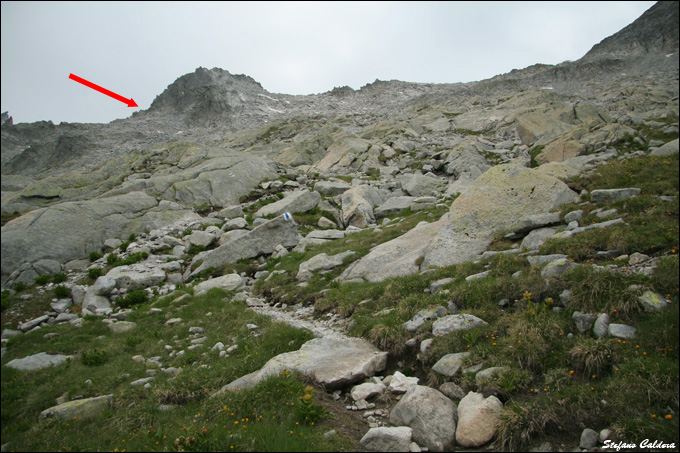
[1, 288, 361, 451]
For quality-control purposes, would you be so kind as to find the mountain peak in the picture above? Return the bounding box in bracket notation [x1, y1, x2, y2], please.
[148, 67, 266, 126]
[583, 1, 679, 61]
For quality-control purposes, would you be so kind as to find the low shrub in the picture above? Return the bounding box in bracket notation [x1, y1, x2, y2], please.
[34, 275, 51, 286]
[118, 289, 149, 308]
[80, 349, 108, 367]
[53, 285, 70, 298]
[106, 252, 119, 265]
[89, 251, 102, 262]
[88, 268, 103, 280]
[13, 282, 26, 292]
[52, 273, 67, 284]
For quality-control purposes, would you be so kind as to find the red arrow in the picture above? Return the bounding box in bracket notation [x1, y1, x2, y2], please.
[69, 73, 138, 107]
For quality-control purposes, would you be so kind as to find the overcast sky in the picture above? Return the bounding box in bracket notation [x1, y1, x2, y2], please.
[1, 1, 656, 125]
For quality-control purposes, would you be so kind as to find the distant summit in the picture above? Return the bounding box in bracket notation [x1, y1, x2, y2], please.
[149, 67, 267, 127]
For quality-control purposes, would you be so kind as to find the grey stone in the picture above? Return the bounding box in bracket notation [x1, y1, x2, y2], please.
[317, 216, 337, 228]
[527, 254, 568, 266]
[638, 291, 669, 311]
[188, 214, 302, 279]
[351, 382, 386, 401]
[456, 392, 503, 448]
[572, 311, 597, 334]
[521, 228, 558, 250]
[40, 394, 113, 420]
[187, 230, 216, 248]
[193, 274, 246, 295]
[628, 252, 650, 265]
[222, 217, 248, 231]
[81, 287, 111, 315]
[475, 367, 505, 385]
[20, 315, 49, 332]
[590, 188, 641, 203]
[439, 382, 466, 400]
[5, 352, 69, 371]
[608, 323, 637, 339]
[410, 196, 437, 211]
[103, 238, 123, 250]
[428, 278, 453, 294]
[217, 205, 244, 219]
[1, 329, 22, 340]
[390, 385, 457, 451]
[130, 377, 155, 386]
[403, 306, 447, 332]
[649, 138, 679, 156]
[579, 428, 599, 449]
[465, 270, 491, 281]
[254, 190, 321, 218]
[54, 313, 78, 324]
[93, 276, 116, 296]
[341, 185, 386, 228]
[107, 321, 137, 333]
[388, 371, 420, 394]
[541, 258, 578, 279]
[50, 299, 72, 314]
[314, 180, 351, 196]
[360, 426, 413, 452]
[593, 313, 610, 338]
[401, 174, 448, 197]
[432, 352, 471, 377]
[375, 196, 417, 218]
[595, 208, 618, 219]
[432, 314, 486, 336]
[564, 210, 583, 223]
[306, 229, 345, 240]
[559, 289, 572, 305]
[32, 259, 62, 276]
[552, 218, 625, 239]
[106, 264, 166, 291]
[212, 337, 387, 395]
[298, 251, 355, 279]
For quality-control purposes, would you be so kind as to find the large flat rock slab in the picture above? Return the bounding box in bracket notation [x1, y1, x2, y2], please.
[340, 164, 577, 282]
[5, 352, 70, 371]
[1, 191, 199, 286]
[212, 337, 387, 396]
[40, 394, 114, 420]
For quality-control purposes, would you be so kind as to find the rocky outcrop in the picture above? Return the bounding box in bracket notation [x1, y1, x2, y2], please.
[340, 164, 578, 282]
[1, 192, 199, 286]
[187, 214, 302, 280]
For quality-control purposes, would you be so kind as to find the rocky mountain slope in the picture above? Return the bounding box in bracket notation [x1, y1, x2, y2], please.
[1, 2, 678, 452]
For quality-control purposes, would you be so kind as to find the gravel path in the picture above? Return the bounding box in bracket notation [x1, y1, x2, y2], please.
[249, 297, 352, 341]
